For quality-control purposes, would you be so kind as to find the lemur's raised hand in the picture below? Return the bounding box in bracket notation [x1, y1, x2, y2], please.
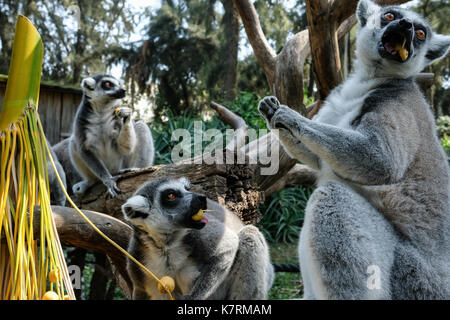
[259, 0, 450, 299]
[122, 177, 274, 300]
[69, 74, 154, 197]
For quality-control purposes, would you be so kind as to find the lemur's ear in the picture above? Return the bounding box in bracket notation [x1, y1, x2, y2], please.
[122, 195, 150, 220]
[357, 0, 379, 27]
[81, 77, 96, 91]
[425, 34, 450, 66]
[179, 177, 191, 190]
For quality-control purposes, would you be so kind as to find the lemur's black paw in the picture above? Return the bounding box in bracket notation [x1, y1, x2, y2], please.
[258, 96, 280, 122]
[105, 179, 121, 198]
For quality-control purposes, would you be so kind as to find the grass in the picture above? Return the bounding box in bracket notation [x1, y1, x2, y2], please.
[268, 242, 303, 300]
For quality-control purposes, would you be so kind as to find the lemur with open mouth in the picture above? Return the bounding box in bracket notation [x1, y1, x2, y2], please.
[259, 0, 450, 299]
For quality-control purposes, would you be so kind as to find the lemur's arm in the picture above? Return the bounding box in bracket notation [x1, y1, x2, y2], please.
[182, 231, 239, 300]
[274, 128, 321, 170]
[115, 107, 137, 155]
[259, 96, 416, 185]
[78, 147, 120, 197]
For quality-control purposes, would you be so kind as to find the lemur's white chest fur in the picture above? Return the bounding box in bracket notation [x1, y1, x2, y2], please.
[313, 74, 384, 128]
[139, 231, 200, 300]
[84, 101, 123, 173]
[312, 73, 385, 186]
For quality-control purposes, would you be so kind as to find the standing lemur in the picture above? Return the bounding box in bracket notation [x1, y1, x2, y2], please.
[61, 74, 154, 197]
[259, 0, 450, 299]
[122, 177, 274, 300]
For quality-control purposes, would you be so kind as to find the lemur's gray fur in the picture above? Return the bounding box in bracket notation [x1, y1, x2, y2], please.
[69, 74, 154, 197]
[47, 142, 67, 206]
[122, 177, 274, 300]
[53, 138, 81, 197]
[259, 0, 450, 299]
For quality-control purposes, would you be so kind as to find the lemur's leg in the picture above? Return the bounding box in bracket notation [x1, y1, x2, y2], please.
[115, 107, 137, 155]
[122, 120, 154, 171]
[259, 96, 404, 185]
[227, 226, 274, 300]
[70, 142, 120, 197]
[259, 97, 320, 170]
[301, 181, 396, 299]
[48, 159, 67, 206]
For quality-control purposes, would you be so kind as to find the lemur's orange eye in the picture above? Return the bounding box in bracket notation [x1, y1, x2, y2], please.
[416, 29, 426, 39]
[385, 13, 395, 21]
[167, 193, 176, 200]
[105, 82, 111, 88]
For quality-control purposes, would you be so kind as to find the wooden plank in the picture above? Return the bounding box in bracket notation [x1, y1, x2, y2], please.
[60, 92, 81, 141]
[38, 90, 62, 145]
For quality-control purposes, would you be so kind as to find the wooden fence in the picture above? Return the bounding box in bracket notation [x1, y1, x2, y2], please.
[0, 75, 82, 145]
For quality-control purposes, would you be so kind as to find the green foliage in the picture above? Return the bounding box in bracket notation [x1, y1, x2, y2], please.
[269, 272, 302, 300]
[151, 91, 265, 164]
[129, 2, 219, 117]
[221, 91, 268, 130]
[412, 1, 450, 116]
[0, 0, 136, 84]
[441, 134, 450, 158]
[437, 116, 450, 159]
[258, 186, 313, 244]
[150, 91, 313, 245]
[437, 116, 450, 137]
[268, 242, 303, 299]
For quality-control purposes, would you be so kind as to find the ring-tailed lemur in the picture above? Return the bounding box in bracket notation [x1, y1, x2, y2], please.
[259, 0, 450, 299]
[122, 177, 274, 300]
[69, 74, 154, 197]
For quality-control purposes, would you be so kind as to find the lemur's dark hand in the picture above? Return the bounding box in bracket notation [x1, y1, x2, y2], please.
[104, 177, 121, 198]
[258, 96, 280, 123]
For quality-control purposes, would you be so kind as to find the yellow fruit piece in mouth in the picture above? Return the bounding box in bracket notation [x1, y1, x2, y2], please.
[394, 39, 409, 61]
[192, 209, 205, 221]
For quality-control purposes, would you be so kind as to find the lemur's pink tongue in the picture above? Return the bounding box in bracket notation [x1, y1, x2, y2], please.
[384, 42, 395, 54]
[201, 217, 208, 224]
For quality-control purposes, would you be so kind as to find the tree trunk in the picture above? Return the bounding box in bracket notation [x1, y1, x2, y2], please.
[221, 0, 240, 101]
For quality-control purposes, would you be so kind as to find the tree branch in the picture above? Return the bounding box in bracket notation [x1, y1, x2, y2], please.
[334, 0, 412, 26]
[264, 164, 317, 197]
[232, 0, 276, 85]
[210, 101, 248, 151]
[21, 206, 133, 298]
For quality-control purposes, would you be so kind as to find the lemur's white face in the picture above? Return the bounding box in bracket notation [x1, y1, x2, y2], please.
[356, 0, 450, 78]
[81, 75, 125, 106]
[122, 178, 208, 234]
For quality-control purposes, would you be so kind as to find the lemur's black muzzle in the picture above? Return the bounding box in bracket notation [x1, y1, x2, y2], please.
[187, 193, 208, 230]
[379, 18, 414, 63]
[109, 88, 126, 99]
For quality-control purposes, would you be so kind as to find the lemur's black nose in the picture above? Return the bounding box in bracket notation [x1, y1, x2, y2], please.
[399, 19, 413, 29]
[194, 194, 207, 209]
